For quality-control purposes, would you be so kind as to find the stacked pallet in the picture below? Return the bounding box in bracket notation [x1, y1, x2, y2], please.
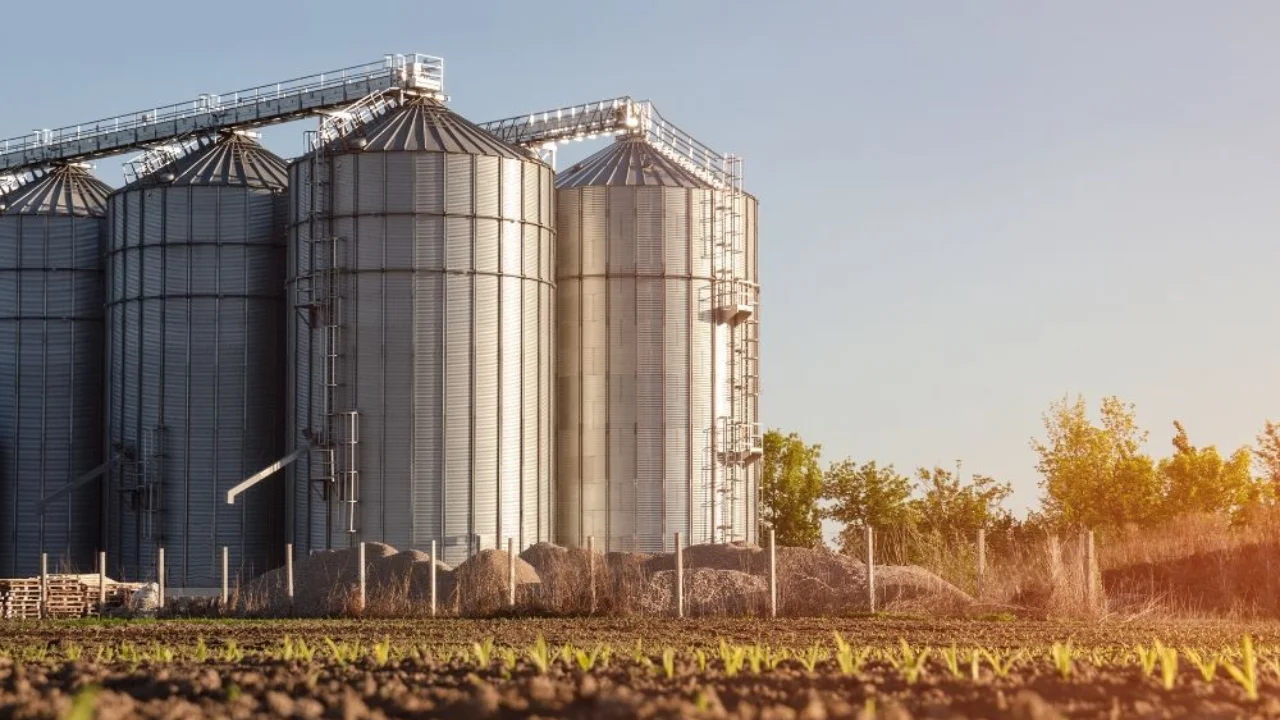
[0, 575, 141, 619]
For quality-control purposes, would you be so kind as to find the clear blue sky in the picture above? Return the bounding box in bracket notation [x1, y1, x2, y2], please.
[6, 1, 1277, 535]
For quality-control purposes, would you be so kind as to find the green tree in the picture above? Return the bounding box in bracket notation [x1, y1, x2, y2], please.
[822, 459, 916, 553]
[1159, 421, 1262, 520]
[911, 467, 1013, 541]
[759, 429, 824, 547]
[1256, 420, 1280, 490]
[1030, 394, 1163, 529]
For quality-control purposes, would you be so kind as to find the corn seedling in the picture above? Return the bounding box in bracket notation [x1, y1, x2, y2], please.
[1050, 641, 1074, 679]
[799, 644, 826, 673]
[527, 634, 553, 674]
[574, 646, 599, 672]
[63, 643, 83, 663]
[1134, 645, 1158, 677]
[694, 648, 708, 673]
[1221, 635, 1259, 702]
[898, 640, 930, 685]
[193, 637, 209, 664]
[219, 640, 244, 664]
[940, 645, 961, 678]
[1184, 648, 1218, 682]
[501, 648, 518, 673]
[64, 685, 100, 720]
[1157, 645, 1178, 691]
[980, 649, 1019, 679]
[371, 637, 393, 667]
[662, 648, 676, 679]
[471, 638, 495, 667]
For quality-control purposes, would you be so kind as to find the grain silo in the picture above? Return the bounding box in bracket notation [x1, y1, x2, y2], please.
[104, 132, 288, 588]
[0, 165, 110, 577]
[287, 96, 555, 565]
[555, 137, 760, 552]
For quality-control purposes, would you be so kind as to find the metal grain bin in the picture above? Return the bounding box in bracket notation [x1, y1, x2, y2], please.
[105, 132, 287, 588]
[287, 97, 554, 565]
[555, 138, 761, 552]
[0, 165, 109, 577]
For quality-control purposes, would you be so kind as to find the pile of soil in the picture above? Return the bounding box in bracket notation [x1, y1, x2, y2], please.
[246, 544, 453, 616]
[451, 549, 542, 615]
[640, 568, 767, 616]
[519, 543, 605, 613]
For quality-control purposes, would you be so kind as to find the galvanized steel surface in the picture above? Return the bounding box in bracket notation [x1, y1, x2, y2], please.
[287, 99, 554, 566]
[0, 166, 109, 576]
[105, 136, 288, 587]
[555, 138, 760, 553]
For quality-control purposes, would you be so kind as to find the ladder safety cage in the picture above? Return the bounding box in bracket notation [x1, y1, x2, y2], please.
[0, 54, 444, 174]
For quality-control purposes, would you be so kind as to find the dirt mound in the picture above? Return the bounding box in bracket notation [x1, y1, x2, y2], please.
[519, 542, 605, 613]
[451, 549, 541, 615]
[641, 568, 767, 616]
[876, 565, 972, 613]
[643, 543, 765, 574]
[246, 544, 454, 616]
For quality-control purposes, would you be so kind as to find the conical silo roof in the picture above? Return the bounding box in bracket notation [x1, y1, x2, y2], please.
[128, 132, 289, 190]
[556, 137, 710, 189]
[319, 96, 531, 159]
[0, 165, 111, 217]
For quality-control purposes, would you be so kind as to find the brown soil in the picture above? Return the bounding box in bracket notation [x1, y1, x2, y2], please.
[1, 617, 1278, 719]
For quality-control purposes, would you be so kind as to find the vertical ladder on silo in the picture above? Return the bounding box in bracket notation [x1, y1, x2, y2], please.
[139, 426, 164, 542]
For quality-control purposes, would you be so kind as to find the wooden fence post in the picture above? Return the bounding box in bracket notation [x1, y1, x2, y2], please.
[40, 553, 48, 620]
[675, 531, 684, 618]
[157, 547, 166, 610]
[865, 525, 876, 614]
[358, 542, 367, 612]
[768, 528, 777, 618]
[97, 551, 106, 611]
[429, 540, 438, 617]
[221, 547, 229, 609]
[285, 543, 294, 611]
[976, 528, 986, 600]
[507, 538, 516, 608]
[587, 536, 597, 614]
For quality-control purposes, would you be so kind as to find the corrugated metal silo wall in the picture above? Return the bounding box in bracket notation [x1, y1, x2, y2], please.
[287, 151, 554, 566]
[557, 185, 763, 553]
[0, 214, 104, 576]
[105, 185, 286, 586]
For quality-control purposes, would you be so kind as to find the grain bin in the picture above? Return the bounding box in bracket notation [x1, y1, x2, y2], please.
[0, 165, 110, 577]
[287, 96, 554, 565]
[555, 138, 760, 552]
[104, 132, 288, 588]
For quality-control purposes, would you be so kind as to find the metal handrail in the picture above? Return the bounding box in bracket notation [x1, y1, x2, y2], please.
[0, 53, 443, 171]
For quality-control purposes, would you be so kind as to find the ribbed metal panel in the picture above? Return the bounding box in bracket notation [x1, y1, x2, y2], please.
[0, 165, 108, 577]
[555, 139, 760, 551]
[287, 97, 553, 566]
[105, 136, 287, 587]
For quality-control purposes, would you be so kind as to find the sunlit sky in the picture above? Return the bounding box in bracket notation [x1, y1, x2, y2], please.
[6, 1, 1277, 539]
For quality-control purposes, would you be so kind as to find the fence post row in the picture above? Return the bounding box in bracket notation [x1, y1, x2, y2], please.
[865, 525, 875, 614]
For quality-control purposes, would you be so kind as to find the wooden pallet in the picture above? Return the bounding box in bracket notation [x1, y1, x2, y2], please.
[0, 575, 139, 620]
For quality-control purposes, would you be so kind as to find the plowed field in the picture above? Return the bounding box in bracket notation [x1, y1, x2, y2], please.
[2, 617, 1278, 718]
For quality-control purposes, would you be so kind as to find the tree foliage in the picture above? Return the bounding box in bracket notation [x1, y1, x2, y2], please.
[1030, 394, 1163, 529]
[1256, 420, 1280, 490]
[1158, 421, 1261, 520]
[759, 429, 824, 547]
[821, 459, 915, 552]
[911, 467, 1013, 541]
